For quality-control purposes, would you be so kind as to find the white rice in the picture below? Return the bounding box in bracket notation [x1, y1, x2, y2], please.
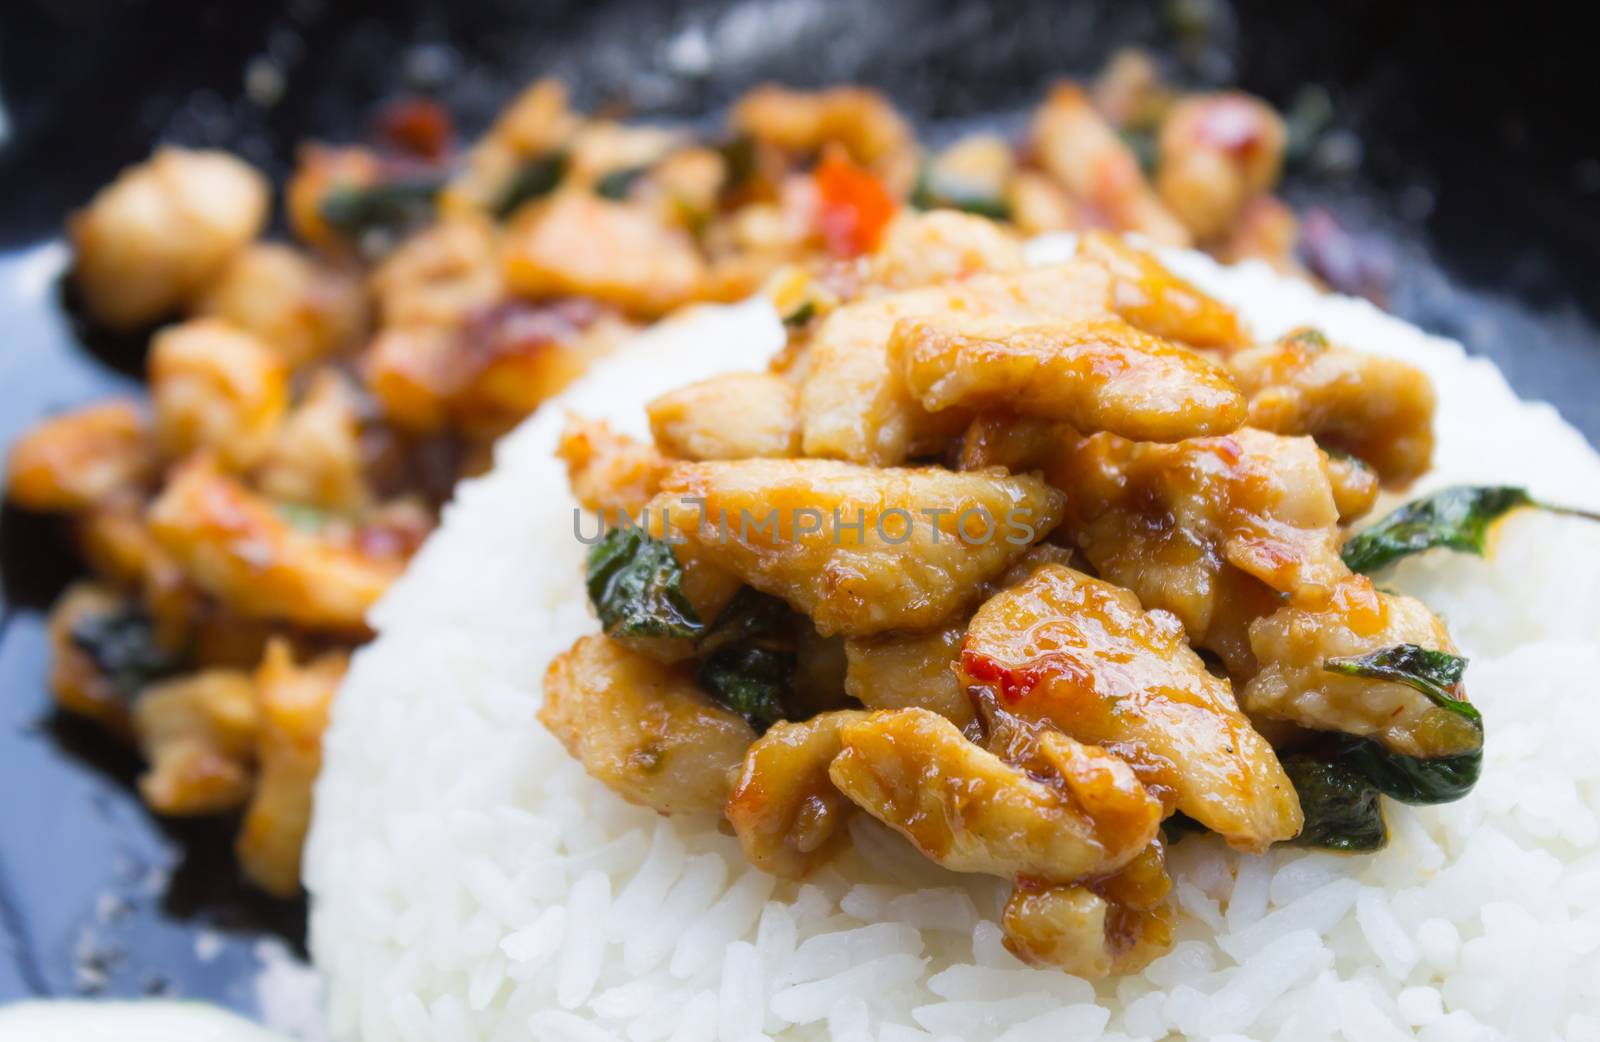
[305, 244, 1600, 1042]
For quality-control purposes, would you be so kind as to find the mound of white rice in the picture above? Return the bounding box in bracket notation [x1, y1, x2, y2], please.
[304, 242, 1600, 1042]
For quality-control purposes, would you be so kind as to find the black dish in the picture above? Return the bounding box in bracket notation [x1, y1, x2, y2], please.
[1, 0, 1596, 1017]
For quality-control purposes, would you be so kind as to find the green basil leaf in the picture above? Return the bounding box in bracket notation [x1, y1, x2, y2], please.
[716, 134, 758, 194]
[698, 643, 792, 730]
[782, 301, 816, 328]
[1324, 643, 1479, 727]
[1283, 753, 1388, 852]
[595, 165, 649, 201]
[1340, 485, 1534, 573]
[584, 527, 704, 640]
[1334, 737, 1482, 805]
[320, 175, 444, 256]
[1117, 127, 1159, 177]
[70, 608, 184, 700]
[494, 150, 569, 218]
[910, 163, 1011, 220]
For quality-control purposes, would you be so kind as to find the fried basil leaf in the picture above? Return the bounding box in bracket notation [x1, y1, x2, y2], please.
[1340, 485, 1535, 573]
[1284, 753, 1388, 852]
[698, 643, 792, 730]
[494, 150, 569, 218]
[782, 301, 817, 328]
[584, 527, 704, 640]
[716, 134, 758, 195]
[70, 608, 183, 700]
[909, 163, 1011, 220]
[595, 165, 649, 200]
[1334, 738, 1482, 805]
[1324, 643, 1479, 727]
[320, 175, 444, 256]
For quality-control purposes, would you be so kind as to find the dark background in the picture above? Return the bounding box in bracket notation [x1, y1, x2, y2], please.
[1, 0, 1596, 1019]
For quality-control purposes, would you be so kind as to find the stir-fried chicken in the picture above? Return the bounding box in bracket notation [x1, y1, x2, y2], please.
[960, 564, 1303, 851]
[1076, 231, 1248, 349]
[1227, 328, 1437, 485]
[725, 710, 868, 878]
[652, 459, 1066, 636]
[1242, 576, 1478, 759]
[842, 626, 973, 728]
[647, 373, 802, 461]
[540, 636, 756, 815]
[893, 314, 1245, 441]
[799, 260, 1113, 465]
[829, 708, 1162, 880]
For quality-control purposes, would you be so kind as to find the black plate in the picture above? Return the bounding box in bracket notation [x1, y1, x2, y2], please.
[2, 0, 1597, 1019]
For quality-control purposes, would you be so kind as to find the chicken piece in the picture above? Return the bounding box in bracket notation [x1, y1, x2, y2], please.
[5, 400, 156, 512]
[1007, 171, 1081, 237]
[75, 495, 158, 587]
[69, 148, 269, 330]
[922, 134, 1015, 207]
[731, 85, 918, 193]
[956, 414, 1071, 473]
[366, 299, 615, 436]
[1323, 451, 1381, 523]
[800, 260, 1114, 465]
[1030, 84, 1189, 246]
[557, 416, 674, 518]
[829, 708, 1162, 880]
[647, 373, 802, 461]
[442, 79, 579, 216]
[1226, 329, 1437, 486]
[1077, 231, 1248, 349]
[540, 635, 756, 814]
[502, 191, 706, 317]
[1092, 49, 1170, 129]
[147, 456, 402, 632]
[1214, 196, 1305, 276]
[893, 314, 1245, 442]
[653, 459, 1066, 637]
[865, 211, 1025, 293]
[1157, 92, 1286, 244]
[1053, 428, 1349, 675]
[1242, 576, 1477, 759]
[195, 243, 367, 368]
[237, 640, 346, 897]
[725, 709, 869, 878]
[132, 669, 259, 816]
[149, 319, 289, 470]
[960, 564, 1303, 852]
[843, 626, 972, 728]
[255, 370, 371, 511]
[1002, 873, 1173, 978]
[370, 214, 502, 330]
[46, 584, 149, 728]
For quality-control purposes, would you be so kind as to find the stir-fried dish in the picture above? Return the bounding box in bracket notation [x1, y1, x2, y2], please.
[0, 55, 1526, 903]
[536, 201, 1552, 978]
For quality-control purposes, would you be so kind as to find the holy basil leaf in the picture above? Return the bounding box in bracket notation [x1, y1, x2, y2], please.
[1283, 753, 1388, 852]
[699, 588, 797, 654]
[1340, 485, 1534, 573]
[494, 150, 569, 218]
[716, 134, 757, 195]
[320, 175, 443, 253]
[595, 165, 649, 201]
[1118, 127, 1159, 177]
[70, 609, 183, 700]
[698, 644, 791, 730]
[1324, 643, 1479, 727]
[584, 527, 704, 640]
[1334, 737, 1482, 805]
[782, 301, 816, 328]
[909, 164, 1011, 220]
